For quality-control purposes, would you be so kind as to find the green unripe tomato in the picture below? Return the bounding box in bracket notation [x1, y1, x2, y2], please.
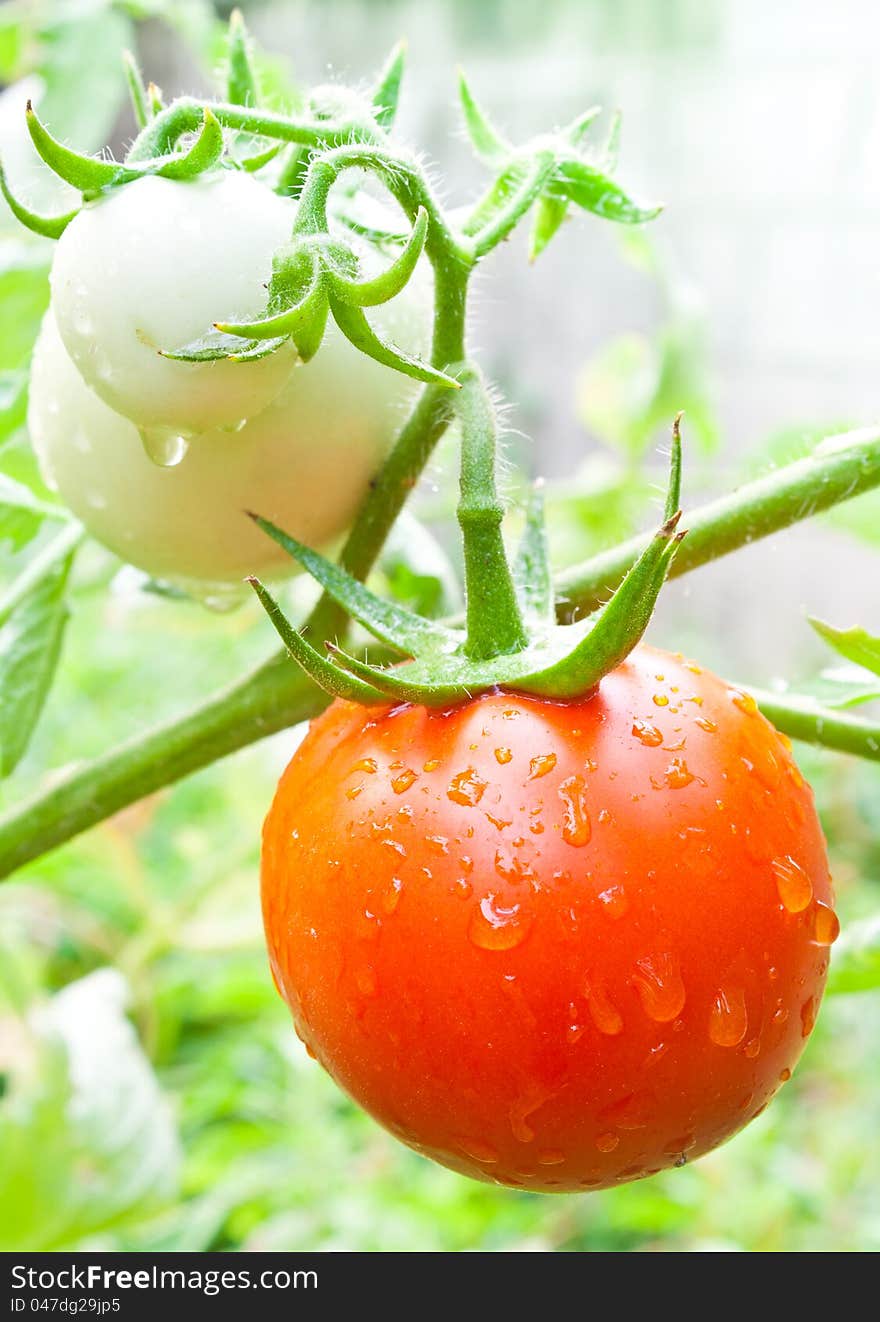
[50, 171, 298, 435]
[28, 296, 425, 590]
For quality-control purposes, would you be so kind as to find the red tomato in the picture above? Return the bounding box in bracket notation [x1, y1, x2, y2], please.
[262, 645, 836, 1191]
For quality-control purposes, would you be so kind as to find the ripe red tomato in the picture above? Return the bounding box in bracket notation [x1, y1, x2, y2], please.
[262, 645, 836, 1191]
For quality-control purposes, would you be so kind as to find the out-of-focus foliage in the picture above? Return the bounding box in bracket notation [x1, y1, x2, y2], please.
[0, 0, 879, 1254]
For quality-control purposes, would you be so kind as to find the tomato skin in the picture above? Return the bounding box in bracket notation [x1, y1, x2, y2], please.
[262, 646, 834, 1191]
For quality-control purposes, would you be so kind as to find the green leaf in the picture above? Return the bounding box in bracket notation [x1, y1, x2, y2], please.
[457, 69, 510, 164]
[0, 970, 180, 1250]
[0, 370, 28, 447]
[0, 240, 51, 372]
[0, 474, 63, 551]
[372, 40, 407, 131]
[553, 158, 661, 224]
[826, 915, 880, 995]
[810, 618, 880, 678]
[0, 534, 75, 776]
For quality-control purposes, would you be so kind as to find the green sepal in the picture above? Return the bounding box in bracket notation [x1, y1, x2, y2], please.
[329, 296, 460, 388]
[0, 161, 79, 239]
[513, 484, 554, 625]
[562, 106, 602, 148]
[160, 330, 289, 363]
[247, 577, 389, 705]
[529, 193, 569, 262]
[248, 513, 459, 654]
[514, 512, 683, 698]
[328, 206, 427, 307]
[458, 69, 510, 164]
[154, 108, 224, 181]
[372, 40, 407, 130]
[462, 150, 556, 243]
[665, 412, 683, 518]
[215, 252, 325, 342]
[235, 141, 283, 172]
[122, 50, 150, 129]
[148, 83, 165, 117]
[26, 100, 133, 193]
[551, 157, 661, 224]
[602, 111, 622, 169]
[226, 9, 259, 108]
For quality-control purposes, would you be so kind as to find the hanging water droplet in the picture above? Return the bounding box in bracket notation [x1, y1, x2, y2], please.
[772, 855, 813, 912]
[447, 768, 488, 806]
[529, 752, 557, 779]
[709, 985, 748, 1046]
[800, 995, 817, 1037]
[779, 1067, 791, 1082]
[457, 1137, 499, 1164]
[632, 953, 686, 1022]
[632, 718, 663, 746]
[139, 427, 189, 467]
[812, 901, 840, 946]
[559, 775, 591, 847]
[537, 1149, 565, 1166]
[468, 894, 532, 951]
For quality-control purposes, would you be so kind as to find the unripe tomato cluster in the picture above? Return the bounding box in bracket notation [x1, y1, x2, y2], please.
[262, 646, 836, 1191]
[28, 172, 429, 589]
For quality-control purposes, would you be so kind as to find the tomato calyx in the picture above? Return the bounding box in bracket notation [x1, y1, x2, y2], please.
[247, 387, 686, 706]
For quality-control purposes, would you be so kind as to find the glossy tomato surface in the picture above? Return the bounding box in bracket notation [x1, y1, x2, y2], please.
[262, 645, 836, 1191]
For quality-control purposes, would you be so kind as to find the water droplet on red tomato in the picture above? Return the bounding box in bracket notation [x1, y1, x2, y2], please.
[800, 996, 817, 1037]
[447, 768, 488, 806]
[351, 757, 377, 775]
[653, 694, 669, 708]
[529, 753, 557, 779]
[584, 979, 623, 1035]
[709, 985, 748, 1046]
[632, 718, 663, 747]
[391, 767, 418, 794]
[663, 757, 695, 789]
[381, 877, 403, 914]
[597, 884, 629, 919]
[468, 895, 532, 951]
[633, 953, 686, 1022]
[772, 855, 813, 912]
[559, 775, 591, 846]
[537, 1149, 565, 1166]
[495, 746, 513, 765]
[457, 1137, 499, 1164]
[595, 1132, 619, 1153]
[812, 901, 840, 945]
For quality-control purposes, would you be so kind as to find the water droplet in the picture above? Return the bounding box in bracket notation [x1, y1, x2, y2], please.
[447, 768, 488, 806]
[537, 1149, 565, 1166]
[632, 718, 663, 746]
[450, 878, 472, 899]
[468, 895, 532, 951]
[779, 1067, 791, 1082]
[695, 717, 717, 733]
[346, 784, 364, 800]
[355, 967, 377, 996]
[457, 1137, 499, 1164]
[813, 901, 840, 946]
[598, 884, 629, 919]
[598, 1090, 654, 1129]
[595, 1132, 619, 1153]
[494, 849, 535, 884]
[743, 1036, 761, 1058]
[566, 1003, 586, 1043]
[559, 775, 591, 846]
[653, 694, 669, 707]
[423, 758, 440, 772]
[663, 757, 695, 790]
[800, 995, 817, 1038]
[730, 688, 758, 716]
[709, 985, 748, 1046]
[381, 877, 403, 914]
[772, 855, 813, 912]
[485, 812, 512, 832]
[529, 752, 557, 779]
[495, 746, 513, 765]
[633, 953, 686, 1022]
[139, 427, 189, 467]
[351, 757, 377, 775]
[585, 980, 623, 1035]
[381, 838, 406, 858]
[426, 835, 449, 855]
[391, 767, 418, 794]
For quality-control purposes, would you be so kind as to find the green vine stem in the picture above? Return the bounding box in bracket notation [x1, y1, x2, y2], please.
[1, 426, 879, 879]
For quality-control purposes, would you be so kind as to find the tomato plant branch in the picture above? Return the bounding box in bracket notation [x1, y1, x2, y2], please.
[1, 427, 879, 878]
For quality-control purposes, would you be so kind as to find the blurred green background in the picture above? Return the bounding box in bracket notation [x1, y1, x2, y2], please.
[1, 0, 880, 1251]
